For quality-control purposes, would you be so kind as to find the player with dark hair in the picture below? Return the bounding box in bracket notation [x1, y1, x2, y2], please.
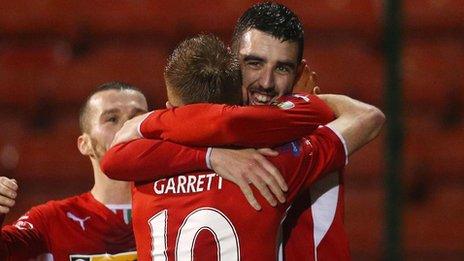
[232, 1, 304, 64]
[230, 3, 352, 260]
[232, 2, 305, 108]
[0, 82, 147, 260]
[101, 34, 384, 260]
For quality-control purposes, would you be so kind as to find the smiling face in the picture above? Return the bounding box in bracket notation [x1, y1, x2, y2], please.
[238, 29, 300, 105]
[81, 89, 147, 160]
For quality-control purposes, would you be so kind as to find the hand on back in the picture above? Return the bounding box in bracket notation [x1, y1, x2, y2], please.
[210, 148, 287, 211]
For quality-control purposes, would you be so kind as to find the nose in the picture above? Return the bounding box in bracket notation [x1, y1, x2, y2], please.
[258, 66, 275, 90]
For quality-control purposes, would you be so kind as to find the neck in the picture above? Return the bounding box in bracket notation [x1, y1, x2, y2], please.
[90, 158, 132, 205]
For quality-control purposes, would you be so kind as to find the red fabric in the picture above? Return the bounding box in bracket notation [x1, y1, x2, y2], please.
[101, 139, 208, 182]
[102, 93, 350, 260]
[140, 94, 335, 147]
[132, 127, 346, 260]
[316, 189, 351, 261]
[0, 192, 135, 260]
[284, 174, 350, 261]
[282, 190, 316, 260]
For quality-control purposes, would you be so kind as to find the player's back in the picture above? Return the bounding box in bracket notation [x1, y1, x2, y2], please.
[133, 171, 288, 261]
[132, 126, 346, 261]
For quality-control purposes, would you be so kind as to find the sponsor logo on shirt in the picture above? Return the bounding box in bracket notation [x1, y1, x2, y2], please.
[153, 173, 223, 195]
[69, 251, 137, 261]
[277, 101, 295, 110]
[66, 212, 91, 231]
[14, 214, 34, 230]
[276, 141, 301, 157]
[291, 141, 301, 156]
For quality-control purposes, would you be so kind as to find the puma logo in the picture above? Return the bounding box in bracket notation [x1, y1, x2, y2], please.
[66, 212, 90, 231]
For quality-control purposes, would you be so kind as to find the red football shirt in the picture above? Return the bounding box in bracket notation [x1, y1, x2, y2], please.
[131, 126, 346, 260]
[0, 192, 136, 260]
[101, 94, 347, 260]
[137, 94, 334, 148]
[135, 93, 350, 261]
[101, 94, 334, 183]
[282, 172, 350, 261]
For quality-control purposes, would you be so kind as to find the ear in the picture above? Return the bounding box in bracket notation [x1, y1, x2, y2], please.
[165, 101, 175, 109]
[77, 134, 93, 157]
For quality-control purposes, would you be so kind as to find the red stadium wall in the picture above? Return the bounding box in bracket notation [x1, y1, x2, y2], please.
[0, 1, 462, 259]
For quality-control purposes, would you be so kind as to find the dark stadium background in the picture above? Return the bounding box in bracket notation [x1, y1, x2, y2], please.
[0, 1, 462, 259]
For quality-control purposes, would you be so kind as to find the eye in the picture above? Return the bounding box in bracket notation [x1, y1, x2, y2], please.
[246, 61, 262, 69]
[276, 65, 291, 74]
[107, 116, 118, 123]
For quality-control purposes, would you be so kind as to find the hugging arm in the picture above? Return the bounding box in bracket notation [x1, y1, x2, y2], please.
[137, 94, 334, 147]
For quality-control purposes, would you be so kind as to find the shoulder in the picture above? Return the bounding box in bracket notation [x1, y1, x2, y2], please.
[27, 193, 89, 218]
[275, 94, 333, 116]
[275, 93, 313, 104]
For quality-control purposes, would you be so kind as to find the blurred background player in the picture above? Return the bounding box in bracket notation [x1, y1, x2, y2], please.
[0, 82, 146, 260]
[101, 34, 385, 260]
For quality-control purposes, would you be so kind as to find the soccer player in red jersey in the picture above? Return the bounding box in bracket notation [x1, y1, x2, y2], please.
[0, 82, 148, 260]
[101, 35, 385, 260]
[232, 3, 352, 260]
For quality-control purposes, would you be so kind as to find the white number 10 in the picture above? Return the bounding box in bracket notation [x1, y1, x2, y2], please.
[149, 207, 241, 261]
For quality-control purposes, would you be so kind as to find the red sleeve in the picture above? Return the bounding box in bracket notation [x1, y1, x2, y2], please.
[0, 207, 49, 260]
[300, 126, 347, 189]
[267, 126, 347, 201]
[139, 94, 335, 147]
[101, 139, 209, 181]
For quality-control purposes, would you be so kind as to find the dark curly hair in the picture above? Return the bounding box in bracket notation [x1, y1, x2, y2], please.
[232, 2, 304, 62]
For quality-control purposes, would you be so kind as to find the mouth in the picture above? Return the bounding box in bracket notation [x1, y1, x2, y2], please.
[249, 91, 276, 105]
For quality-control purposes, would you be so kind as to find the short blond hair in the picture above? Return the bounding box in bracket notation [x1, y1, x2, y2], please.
[164, 34, 241, 105]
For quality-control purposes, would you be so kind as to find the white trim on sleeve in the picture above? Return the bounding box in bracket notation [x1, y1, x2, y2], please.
[206, 147, 213, 169]
[323, 125, 349, 166]
[105, 204, 132, 210]
[136, 111, 155, 139]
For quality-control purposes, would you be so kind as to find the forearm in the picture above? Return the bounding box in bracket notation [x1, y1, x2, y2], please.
[101, 139, 209, 181]
[140, 95, 334, 147]
[1, 226, 45, 259]
[320, 94, 385, 155]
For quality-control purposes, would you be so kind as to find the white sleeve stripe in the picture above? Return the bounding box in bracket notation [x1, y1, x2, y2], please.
[206, 147, 213, 169]
[137, 111, 155, 139]
[321, 125, 349, 166]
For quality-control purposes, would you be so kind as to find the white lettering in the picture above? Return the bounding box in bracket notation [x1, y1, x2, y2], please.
[187, 176, 196, 193]
[154, 179, 166, 194]
[178, 176, 187, 193]
[205, 174, 215, 190]
[218, 176, 223, 189]
[196, 175, 205, 192]
[152, 174, 222, 195]
[165, 178, 176, 194]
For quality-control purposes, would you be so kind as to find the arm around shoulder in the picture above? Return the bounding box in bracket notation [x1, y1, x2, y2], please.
[320, 94, 385, 156]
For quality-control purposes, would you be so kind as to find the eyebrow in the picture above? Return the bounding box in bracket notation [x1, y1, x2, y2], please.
[277, 60, 297, 70]
[243, 54, 296, 69]
[131, 107, 148, 115]
[101, 107, 147, 116]
[101, 108, 120, 117]
[243, 54, 266, 62]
